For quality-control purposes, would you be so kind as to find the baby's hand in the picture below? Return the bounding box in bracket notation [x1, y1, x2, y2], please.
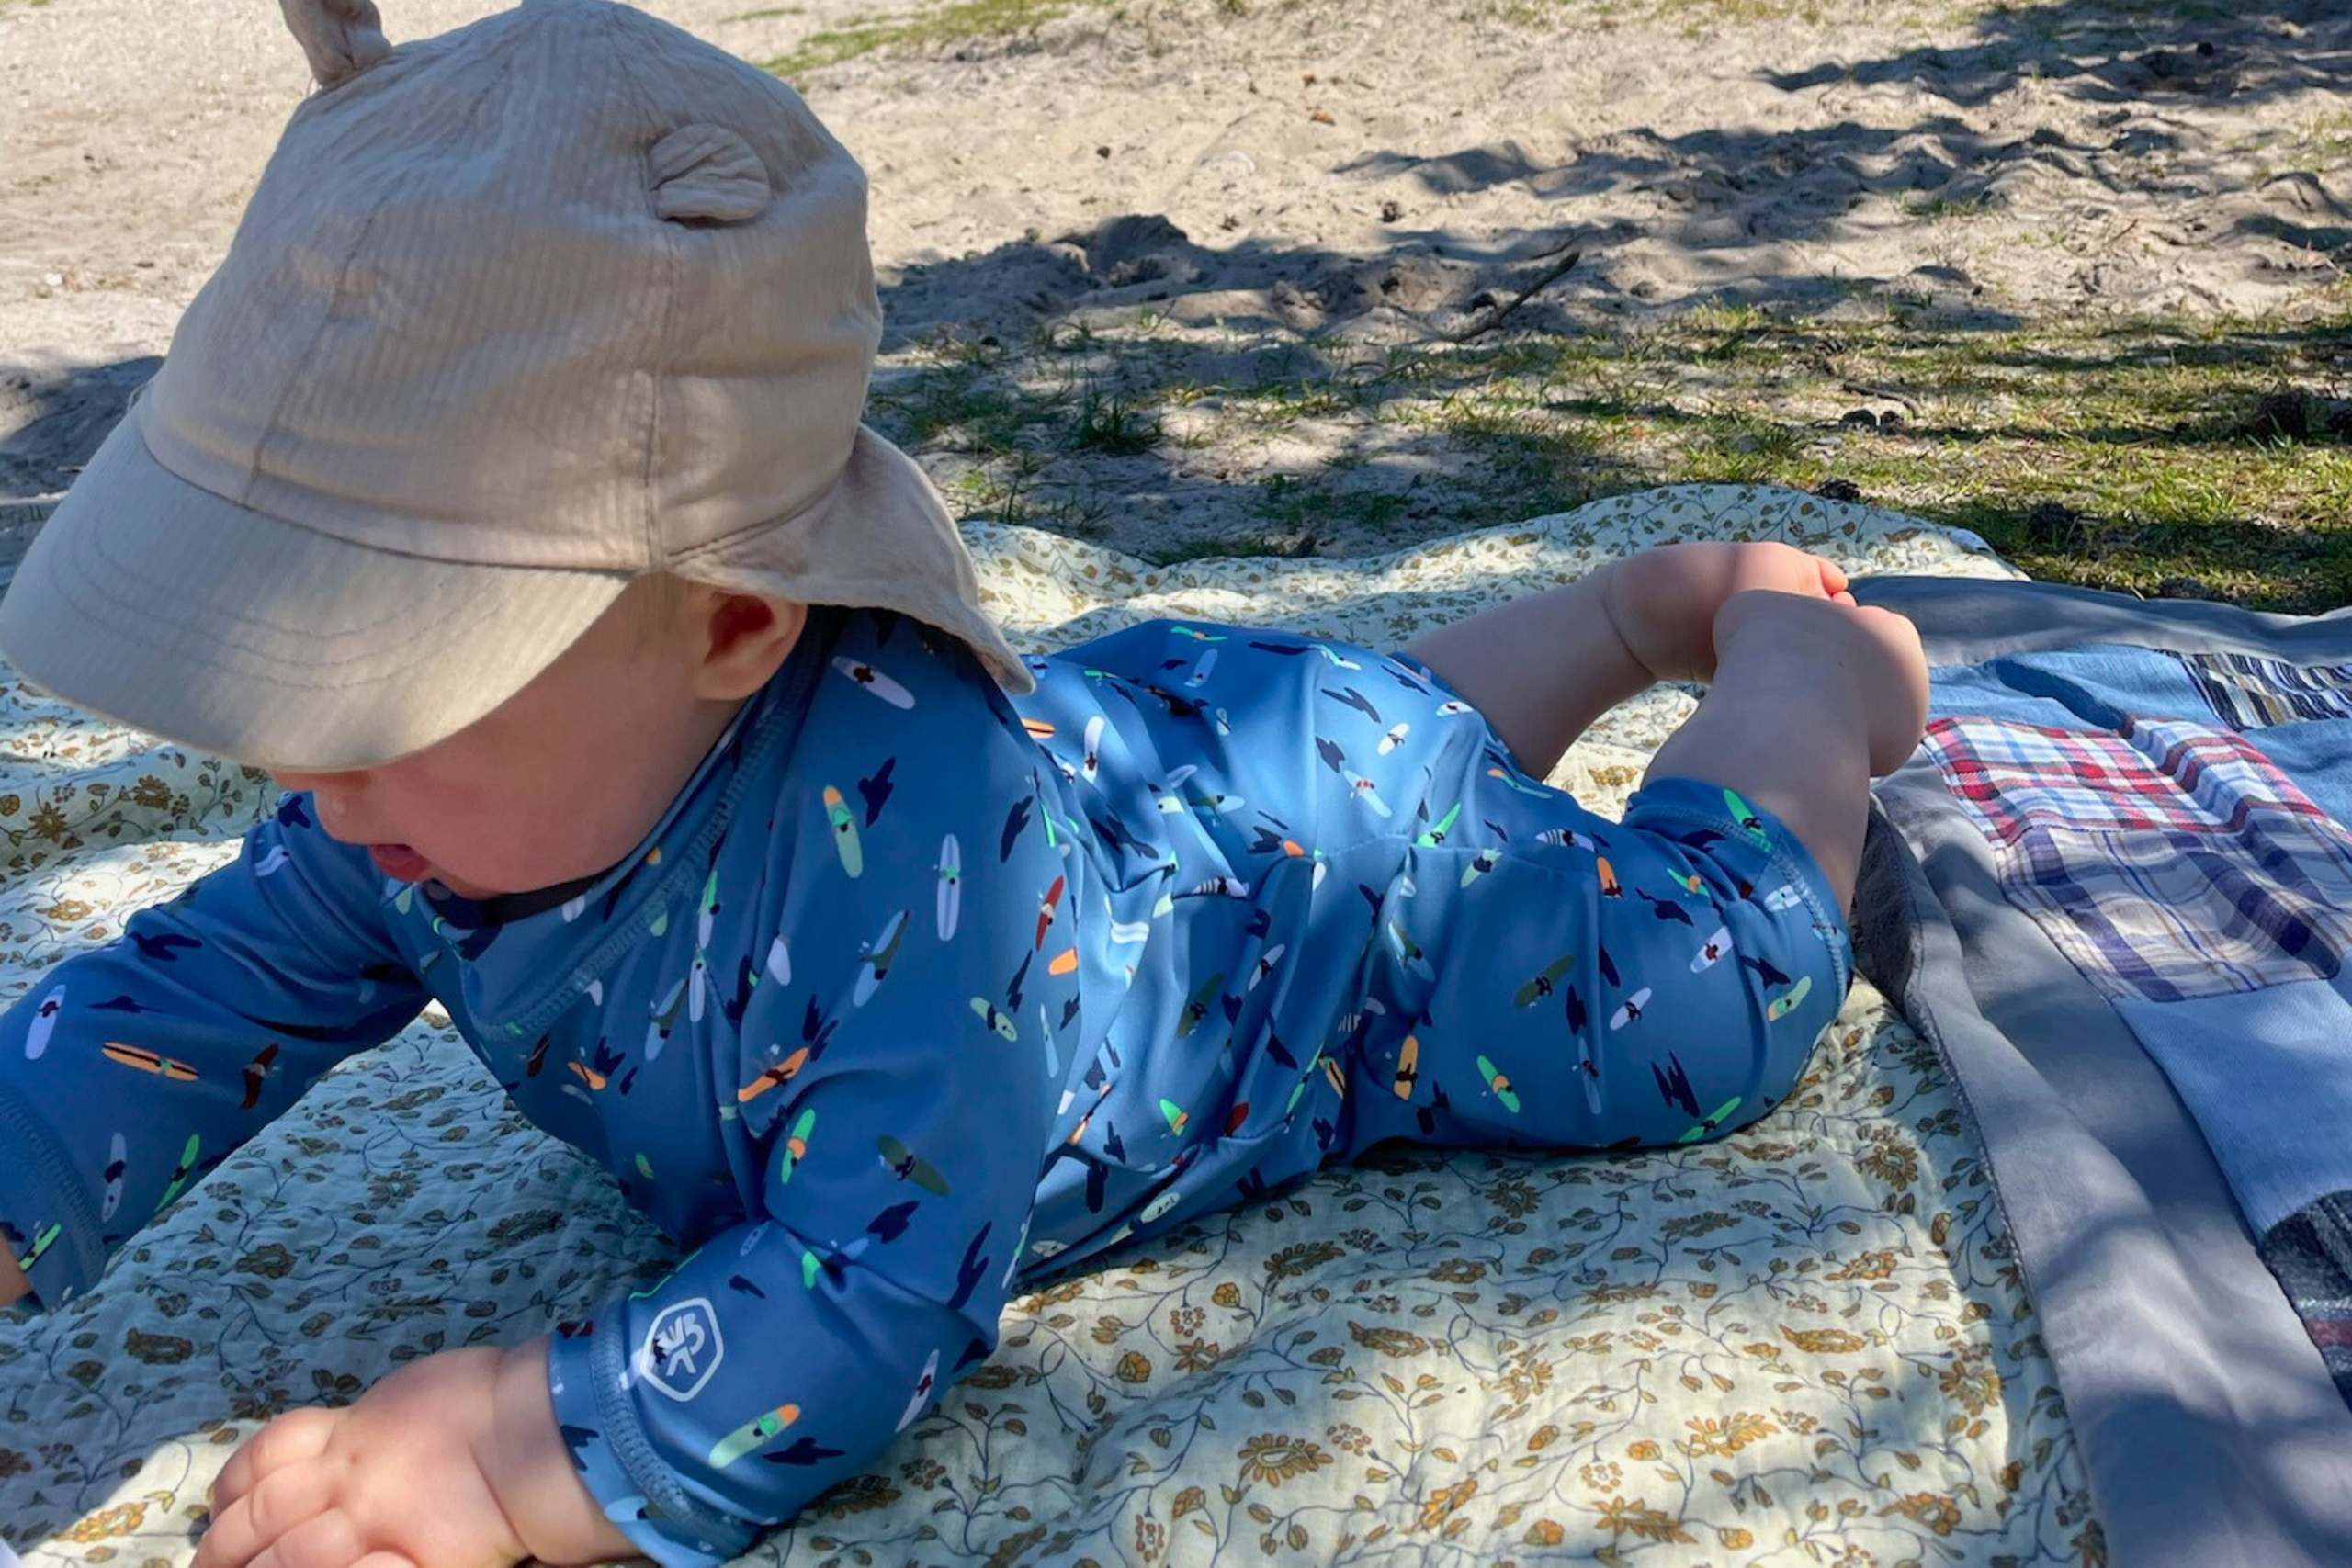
[1601, 541, 1852, 683]
[197, 1339, 629, 1568]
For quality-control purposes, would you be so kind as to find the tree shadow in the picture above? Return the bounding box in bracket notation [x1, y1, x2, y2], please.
[0, 353, 158, 502]
[1764, 0, 2350, 113]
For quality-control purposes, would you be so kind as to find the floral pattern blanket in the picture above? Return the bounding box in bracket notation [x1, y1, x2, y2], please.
[0, 485, 2101, 1566]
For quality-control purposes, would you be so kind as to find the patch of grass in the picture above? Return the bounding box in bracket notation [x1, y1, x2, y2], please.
[870, 355, 1066, 454]
[719, 4, 806, 20]
[2275, 110, 2352, 181]
[1412, 396, 1614, 520]
[1897, 191, 1997, 220]
[1256, 474, 1412, 537]
[763, 0, 1101, 78]
[873, 301, 2352, 609]
[1219, 378, 1363, 423]
[1422, 313, 2350, 606]
[944, 449, 1110, 536]
[1069, 383, 1164, 455]
[1145, 535, 1304, 566]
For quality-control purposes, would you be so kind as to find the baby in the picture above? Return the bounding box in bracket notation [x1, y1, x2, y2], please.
[0, 2, 1928, 1565]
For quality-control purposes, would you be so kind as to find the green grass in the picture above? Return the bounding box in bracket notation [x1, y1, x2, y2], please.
[872, 305, 2352, 611]
[1464, 311, 2352, 608]
[1144, 534, 1306, 566]
[1069, 383, 1164, 455]
[2275, 111, 2352, 181]
[1256, 474, 1413, 537]
[761, 0, 1099, 77]
[1898, 191, 1998, 220]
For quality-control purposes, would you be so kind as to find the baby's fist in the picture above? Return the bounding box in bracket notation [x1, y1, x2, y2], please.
[197, 1348, 522, 1568]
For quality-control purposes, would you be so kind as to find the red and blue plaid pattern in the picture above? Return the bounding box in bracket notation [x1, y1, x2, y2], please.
[1922, 715, 2352, 1002]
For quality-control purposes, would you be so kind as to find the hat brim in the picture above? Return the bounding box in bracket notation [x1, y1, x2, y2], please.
[0, 398, 628, 771]
[675, 423, 1037, 698]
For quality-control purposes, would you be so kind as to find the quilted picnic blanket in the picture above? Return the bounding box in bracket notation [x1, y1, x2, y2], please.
[1849, 578, 2352, 1568]
[0, 485, 2106, 1567]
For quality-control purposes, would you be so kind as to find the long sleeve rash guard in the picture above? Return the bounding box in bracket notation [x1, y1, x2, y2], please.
[0, 605, 1850, 1562]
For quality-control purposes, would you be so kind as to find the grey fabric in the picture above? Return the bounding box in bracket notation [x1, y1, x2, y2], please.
[1849, 575, 2352, 1568]
[1856, 574, 2352, 664]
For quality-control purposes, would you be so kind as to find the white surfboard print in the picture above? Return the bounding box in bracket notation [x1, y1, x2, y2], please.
[935, 834, 962, 941]
[1081, 716, 1104, 783]
[100, 1132, 127, 1222]
[897, 1348, 941, 1432]
[833, 656, 915, 708]
[25, 987, 62, 1061]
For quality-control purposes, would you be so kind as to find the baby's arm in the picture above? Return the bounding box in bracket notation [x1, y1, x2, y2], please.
[0, 794, 429, 1311]
[201, 726, 1078, 1568]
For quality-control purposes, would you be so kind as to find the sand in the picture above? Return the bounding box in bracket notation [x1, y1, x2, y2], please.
[3, 0, 2347, 550]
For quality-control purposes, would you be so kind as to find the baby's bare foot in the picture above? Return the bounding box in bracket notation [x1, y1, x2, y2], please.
[1604, 542, 1851, 683]
[1713, 591, 1928, 776]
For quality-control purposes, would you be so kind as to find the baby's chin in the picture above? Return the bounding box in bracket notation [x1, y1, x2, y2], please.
[368, 842, 503, 900]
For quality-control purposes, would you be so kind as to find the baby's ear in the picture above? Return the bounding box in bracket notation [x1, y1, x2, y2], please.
[280, 0, 392, 90]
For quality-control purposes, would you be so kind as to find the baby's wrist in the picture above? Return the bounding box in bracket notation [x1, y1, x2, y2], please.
[479, 1337, 635, 1566]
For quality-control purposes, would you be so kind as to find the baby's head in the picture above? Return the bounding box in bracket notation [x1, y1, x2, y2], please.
[0, 0, 1029, 893]
[275, 576, 802, 898]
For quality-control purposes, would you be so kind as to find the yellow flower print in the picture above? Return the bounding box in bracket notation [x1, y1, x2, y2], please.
[1236, 1434, 1333, 1486]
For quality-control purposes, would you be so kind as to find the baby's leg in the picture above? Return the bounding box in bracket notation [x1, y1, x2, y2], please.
[1647, 592, 1923, 912]
[1340, 594, 1907, 1156]
[1338, 770, 1852, 1156]
[1400, 573, 1650, 782]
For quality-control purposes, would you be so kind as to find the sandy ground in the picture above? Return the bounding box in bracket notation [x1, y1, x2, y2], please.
[3, 0, 2348, 554]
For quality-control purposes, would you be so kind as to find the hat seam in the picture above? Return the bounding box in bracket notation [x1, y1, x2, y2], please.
[600, 6, 681, 574]
[241, 32, 533, 513]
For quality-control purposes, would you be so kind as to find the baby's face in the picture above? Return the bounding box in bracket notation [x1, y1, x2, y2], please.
[274, 581, 802, 900]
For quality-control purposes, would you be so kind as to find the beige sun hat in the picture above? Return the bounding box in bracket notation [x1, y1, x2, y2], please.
[0, 0, 1033, 773]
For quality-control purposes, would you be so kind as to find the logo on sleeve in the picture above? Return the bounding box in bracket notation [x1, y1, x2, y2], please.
[632, 1297, 724, 1402]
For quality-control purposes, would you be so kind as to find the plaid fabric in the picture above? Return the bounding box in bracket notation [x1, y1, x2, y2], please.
[2185, 652, 2352, 730]
[2258, 1193, 2352, 1409]
[1922, 715, 2352, 1002]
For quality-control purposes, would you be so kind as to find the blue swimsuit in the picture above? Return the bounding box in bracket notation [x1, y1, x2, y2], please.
[0, 606, 1850, 1563]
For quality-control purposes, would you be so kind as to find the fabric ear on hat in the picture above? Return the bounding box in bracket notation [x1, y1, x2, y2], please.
[280, 0, 392, 89]
[649, 125, 773, 224]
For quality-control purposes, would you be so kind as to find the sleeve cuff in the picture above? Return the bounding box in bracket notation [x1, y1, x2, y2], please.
[0, 1082, 105, 1311]
[547, 1311, 761, 1568]
[1623, 773, 1856, 998]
